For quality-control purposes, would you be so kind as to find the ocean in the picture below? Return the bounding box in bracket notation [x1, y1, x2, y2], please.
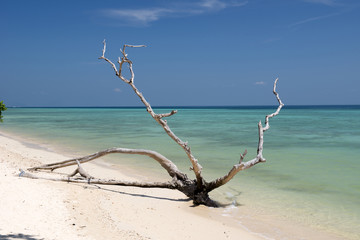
[1, 106, 359, 239]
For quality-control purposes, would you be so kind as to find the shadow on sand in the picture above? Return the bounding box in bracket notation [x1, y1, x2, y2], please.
[0, 233, 44, 240]
[82, 183, 192, 203]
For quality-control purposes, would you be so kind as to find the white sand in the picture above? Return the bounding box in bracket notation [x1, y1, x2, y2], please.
[0, 133, 264, 240]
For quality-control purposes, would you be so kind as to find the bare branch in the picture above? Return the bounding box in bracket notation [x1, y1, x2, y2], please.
[28, 147, 186, 180]
[116, 44, 145, 83]
[99, 42, 204, 186]
[156, 110, 178, 119]
[19, 169, 177, 189]
[101, 39, 106, 58]
[239, 149, 247, 164]
[121, 45, 146, 60]
[263, 78, 284, 132]
[206, 78, 284, 192]
[124, 44, 147, 48]
[128, 82, 202, 183]
[118, 60, 132, 83]
[68, 160, 93, 180]
[256, 121, 265, 160]
[98, 39, 119, 76]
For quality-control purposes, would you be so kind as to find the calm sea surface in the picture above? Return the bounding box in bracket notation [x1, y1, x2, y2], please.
[1, 106, 359, 239]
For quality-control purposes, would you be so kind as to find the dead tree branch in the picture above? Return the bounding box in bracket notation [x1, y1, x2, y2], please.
[28, 147, 187, 180]
[207, 79, 284, 191]
[21, 41, 284, 207]
[19, 169, 177, 189]
[99, 40, 204, 187]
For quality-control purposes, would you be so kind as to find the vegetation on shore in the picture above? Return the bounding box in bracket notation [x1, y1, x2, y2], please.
[0, 101, 7, 122]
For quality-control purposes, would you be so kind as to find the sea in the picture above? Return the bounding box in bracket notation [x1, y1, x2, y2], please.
[1, 106, 359, 239]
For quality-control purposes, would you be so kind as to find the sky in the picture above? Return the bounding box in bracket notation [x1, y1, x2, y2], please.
[0, 0, 359, 107]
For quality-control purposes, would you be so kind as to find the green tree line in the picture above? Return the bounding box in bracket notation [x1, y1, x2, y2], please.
[0, 101, 7, 122]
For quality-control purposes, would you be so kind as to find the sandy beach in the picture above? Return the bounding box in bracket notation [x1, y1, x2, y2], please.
[0, 132, 266, 240]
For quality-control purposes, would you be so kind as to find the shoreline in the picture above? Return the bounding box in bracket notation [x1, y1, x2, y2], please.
[0, 131, 265, 240]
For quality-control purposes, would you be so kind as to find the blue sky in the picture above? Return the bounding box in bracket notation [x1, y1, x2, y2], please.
[1, 0, 359, 107]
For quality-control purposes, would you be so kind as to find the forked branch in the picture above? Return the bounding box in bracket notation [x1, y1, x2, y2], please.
[20, 169, 177, 189]
[28, 147, 187, 180]
[207, 79, 284, 191]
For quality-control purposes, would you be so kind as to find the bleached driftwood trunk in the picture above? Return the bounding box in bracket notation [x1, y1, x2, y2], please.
[21, 41, 284, 207]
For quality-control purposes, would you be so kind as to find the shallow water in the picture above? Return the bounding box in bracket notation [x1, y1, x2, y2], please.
[1, 106, 360, 239]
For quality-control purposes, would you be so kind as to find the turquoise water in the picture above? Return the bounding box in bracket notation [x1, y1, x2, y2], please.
[1, 106, 360, 239]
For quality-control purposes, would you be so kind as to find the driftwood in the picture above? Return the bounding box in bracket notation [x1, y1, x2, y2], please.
[21, 41, 284, 207]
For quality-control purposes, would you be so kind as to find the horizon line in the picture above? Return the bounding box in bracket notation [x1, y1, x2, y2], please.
[6, 104, 360, 109]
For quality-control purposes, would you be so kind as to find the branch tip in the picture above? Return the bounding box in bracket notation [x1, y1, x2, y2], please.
[157, 110, 178, 119]
[239, 149, 247, 163]
[101, 39, 107, 58]
[19, 169, 25, 177]
[125, 44, 147, 48]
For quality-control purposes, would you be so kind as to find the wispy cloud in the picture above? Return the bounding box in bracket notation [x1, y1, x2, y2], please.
[302, 0, 338, 6]
[200, 0, 247, 10]
[255, 81, 265, 85]
[290, 12, 341, 27]
[114, 88, 121, 93]
[290, 1, 355, 27]
[104, 8, 173, 25]
[100, 0, 248, 26]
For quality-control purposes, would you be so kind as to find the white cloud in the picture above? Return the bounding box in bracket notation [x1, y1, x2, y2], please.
[255, 81, 265, 85]
[200, 0, 227, 10]
[200, 0, 248, 10]
[104, 8, 173, 24]
[114, 88, 121, 93]
[101, 0, 247, 25]
[302, 0, 338, 6]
